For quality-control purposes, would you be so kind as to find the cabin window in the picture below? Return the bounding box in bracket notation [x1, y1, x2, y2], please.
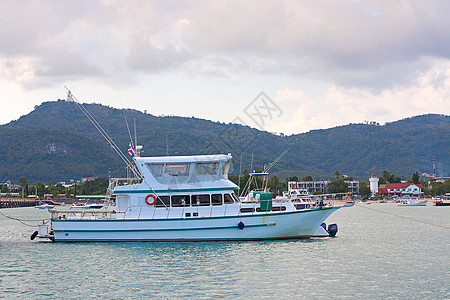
[147, 164, 164, 177]
[116, 195, 130, 212]
[224, 194, 234, 204]
[231, 193, 239, 202]
[192, 194, 210, 206]
[221, 160, 231, 175]
[171, 195, 191, 207]
[211, 194, 223, 205]
[195, 162, 219, 175]
[154, 196, 170, 207]
[271, 206, 287, 211]
[240, 208, 255, 213]
[165, 164, 189, 176]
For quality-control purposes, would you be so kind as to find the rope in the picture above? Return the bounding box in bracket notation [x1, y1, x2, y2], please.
[356, 203, 450, 229]
[0, 210, 50, 227]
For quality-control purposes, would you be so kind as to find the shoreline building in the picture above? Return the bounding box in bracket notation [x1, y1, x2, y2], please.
[377, 183, 423, 197]
[369, 172, 379, 197]
[288, 180, 359, 194]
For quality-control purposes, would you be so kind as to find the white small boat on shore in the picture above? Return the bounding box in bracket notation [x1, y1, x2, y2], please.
[397, 198, 427, 206]
[343, 192, 355, 207]
[35, 202, 54, 209]
[69, 203, 104, 210]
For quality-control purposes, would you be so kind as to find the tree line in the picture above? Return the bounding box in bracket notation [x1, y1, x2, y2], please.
[2, 170, 448, 199]
[1, 177, 108, 198]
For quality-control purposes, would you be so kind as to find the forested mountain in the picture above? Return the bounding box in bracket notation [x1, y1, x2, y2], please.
[1, 100, 448, 183]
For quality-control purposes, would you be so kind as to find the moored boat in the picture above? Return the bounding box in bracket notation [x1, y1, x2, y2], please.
[343, 192, 355, 207]
[33, 89, 343, 242]
[35, 202, 54, 209]
[397, 198, 427, 206]
[36, 153, 341, 242]
[69, 203, 104, 209]
[433, 199, 450, 206]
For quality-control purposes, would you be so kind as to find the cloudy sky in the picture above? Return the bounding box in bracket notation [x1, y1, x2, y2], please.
[0, 0, 449, 134]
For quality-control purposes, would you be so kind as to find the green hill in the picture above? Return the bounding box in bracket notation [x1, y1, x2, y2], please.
[1, 100, 448, 183]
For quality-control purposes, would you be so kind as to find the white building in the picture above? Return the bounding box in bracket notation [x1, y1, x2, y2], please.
[288, 180, 359, 194]
[369, 172, 379, 197]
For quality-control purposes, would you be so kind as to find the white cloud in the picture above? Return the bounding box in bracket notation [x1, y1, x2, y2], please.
[0, 1, 449, 133]
[268, 64, 450, 134]
[275, 88, 305, 102]
[1, 1, 449, 89]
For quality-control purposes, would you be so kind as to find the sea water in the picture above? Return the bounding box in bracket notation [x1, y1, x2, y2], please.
[0, 204, 449, 299]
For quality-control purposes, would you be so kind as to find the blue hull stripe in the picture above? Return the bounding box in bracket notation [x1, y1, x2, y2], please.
[54, 236, 311, 242]
[54, 222, 276, 233]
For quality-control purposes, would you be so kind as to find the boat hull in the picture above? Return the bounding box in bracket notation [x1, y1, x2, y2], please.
[397, 201, 427, 206]
[51, 207, 339, 242]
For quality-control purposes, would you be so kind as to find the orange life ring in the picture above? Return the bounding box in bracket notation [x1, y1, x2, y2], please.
[145, 194, 157, 206]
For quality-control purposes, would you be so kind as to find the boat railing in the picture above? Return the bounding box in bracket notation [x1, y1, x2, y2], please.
[50, 197, 338, 221]
[109, 177, 142, 187]
[51, 208, 117, 220]
[117, 199, 296, 219]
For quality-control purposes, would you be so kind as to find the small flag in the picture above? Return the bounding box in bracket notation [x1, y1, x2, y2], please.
[127, 143, 135, 156]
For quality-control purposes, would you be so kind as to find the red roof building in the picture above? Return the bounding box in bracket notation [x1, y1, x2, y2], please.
[377, 183, 423, 196]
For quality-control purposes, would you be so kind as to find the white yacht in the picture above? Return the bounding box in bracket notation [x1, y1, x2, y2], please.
[36, 153, 340, 242]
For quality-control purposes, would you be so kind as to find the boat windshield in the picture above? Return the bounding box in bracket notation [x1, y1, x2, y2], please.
[221, 160, 231, 175]
[147, 164, 164, 177]
[146, 163, 190, 178]
[195, 162, 219, 175]
[145, 160, 230, 184]
[166, 164, 189, 176]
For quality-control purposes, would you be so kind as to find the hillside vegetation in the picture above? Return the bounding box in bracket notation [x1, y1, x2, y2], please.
[1, 100, 448, 183]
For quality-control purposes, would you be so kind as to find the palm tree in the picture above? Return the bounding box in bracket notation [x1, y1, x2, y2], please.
[381, 170, 390, 182]
[333, 170, 340, 180]
[18, 176, 28, 198]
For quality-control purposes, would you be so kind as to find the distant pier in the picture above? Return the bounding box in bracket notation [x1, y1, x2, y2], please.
[0, 198, 38, 209]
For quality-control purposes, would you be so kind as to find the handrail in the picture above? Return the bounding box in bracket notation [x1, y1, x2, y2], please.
[51, 198, 334, 221]
[51, 208, 116, 220]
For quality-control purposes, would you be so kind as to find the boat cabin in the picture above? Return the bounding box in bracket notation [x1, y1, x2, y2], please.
[114, 154, 242, 219]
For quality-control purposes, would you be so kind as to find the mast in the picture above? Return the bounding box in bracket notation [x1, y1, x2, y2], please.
[433, 157, 436, 178]
[166, 134, 169, 156]
[134, 118, 137, 150]
[238, 153, 243, 192]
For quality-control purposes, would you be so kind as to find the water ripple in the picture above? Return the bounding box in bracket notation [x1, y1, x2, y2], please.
[0, 206, 449, 298]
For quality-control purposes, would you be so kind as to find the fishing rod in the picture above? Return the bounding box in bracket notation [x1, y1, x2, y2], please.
[264, 148, 290, 173]
[64, 86, 142, 178]
[116, 88, 135, 150]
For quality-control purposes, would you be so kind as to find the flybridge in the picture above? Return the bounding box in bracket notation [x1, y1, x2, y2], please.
[118, 154, 238, 192]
